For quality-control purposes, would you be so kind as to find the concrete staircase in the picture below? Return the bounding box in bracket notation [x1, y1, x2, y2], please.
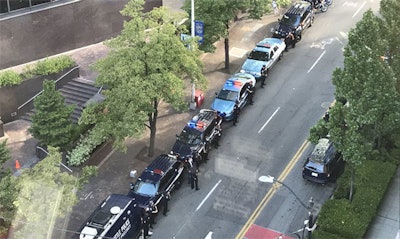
[21, 78, 102, 123]
[59, 78, 102, 123]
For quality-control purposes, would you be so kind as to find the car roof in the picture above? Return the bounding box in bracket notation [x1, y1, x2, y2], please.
[286, 1, 311, 15]
[308, 138, 331, 163]
[186, 109, 217, 132]
[223, 73, 255, 92]
[145, 154, 178, 175]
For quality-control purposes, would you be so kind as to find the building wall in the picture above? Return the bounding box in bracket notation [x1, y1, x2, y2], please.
[0, 0, 162, 70]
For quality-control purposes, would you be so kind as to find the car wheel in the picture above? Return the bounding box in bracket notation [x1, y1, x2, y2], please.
[296, 34, 302, 42]
[278, 52, 283, 61]
[309, 17, 313, 27]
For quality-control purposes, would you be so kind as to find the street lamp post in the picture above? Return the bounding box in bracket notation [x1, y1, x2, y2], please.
[189, 0, 196, 110]
[258, 175, 316, 239]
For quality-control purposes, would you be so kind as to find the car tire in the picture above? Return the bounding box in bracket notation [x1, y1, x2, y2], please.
[278, 52, 283, 61]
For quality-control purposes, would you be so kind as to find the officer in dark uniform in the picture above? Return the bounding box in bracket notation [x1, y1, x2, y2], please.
[141, 208, 152, 238]
[148, 202, 158, 228]
[246, 83, 255, 105]
[162, 191, 170, 216]
[285, 31, 296, 51]
[260, 65, 267, 88]
[189, 165, 199, 190]
[232, 102, 240, 126]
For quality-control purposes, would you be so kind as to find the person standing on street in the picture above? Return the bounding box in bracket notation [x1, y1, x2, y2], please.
[149, 202, 158, 229]
[141, 208, 153, 238]
[246, 83, 255, 105]
[162, 191, 170, 216]
[260, 65, 267, 88]
[272, 0, 279, 15]
[232, 102, 240, 126]
[189, 165, 199, 190]
[285, 31, 295, 51]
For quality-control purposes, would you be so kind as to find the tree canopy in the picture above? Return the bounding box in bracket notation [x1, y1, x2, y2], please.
[182, 0, 291, 69]
[81, 0, 207, 156]
[309, 6, 400, 165]
[29, 80, 75, 149]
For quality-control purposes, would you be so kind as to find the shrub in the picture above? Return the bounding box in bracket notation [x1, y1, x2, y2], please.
[33, 55, 74, 76]
[315, 160, 397, 239]
[0, 70, 22, 87]
[67, 128, 108, 166]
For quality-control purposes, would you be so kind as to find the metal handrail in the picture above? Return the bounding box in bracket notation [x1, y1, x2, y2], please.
[36, 146, 73, 173]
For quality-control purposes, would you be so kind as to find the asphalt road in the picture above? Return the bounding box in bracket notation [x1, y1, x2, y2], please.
[147, 1, 381, 239]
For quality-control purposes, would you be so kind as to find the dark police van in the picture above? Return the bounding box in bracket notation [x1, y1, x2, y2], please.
[128, 154, 185, 209]
[272, 1, 314, 41]
[171, 109, 222, 162]
[302, 138, 343, 184]
[78, 194, 141, 239]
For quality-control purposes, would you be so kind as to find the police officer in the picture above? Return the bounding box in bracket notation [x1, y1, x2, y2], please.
[246, 83, 255, 105]
[260, 65, 267, 88]
[148, 202, 158, 228]
[141, 208, 153, 238]
[189, 165, 199, 190]
[285, 31, 295, 51]
[232, 102, 240, 126]
[162, 191, 170, 216]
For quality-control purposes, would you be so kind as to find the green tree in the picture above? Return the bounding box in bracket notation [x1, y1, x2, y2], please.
[380, 0, 400, 90]
[29, 80, 76, 150]
[182, 0, 291, 69]
[11, 147, 96, 238]
[81, 0, 206, 157]
[0, 140, 10, 165]
[309, 10, 400, 200]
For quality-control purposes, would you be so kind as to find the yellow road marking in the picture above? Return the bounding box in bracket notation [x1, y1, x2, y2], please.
[235, 140, 310, 239]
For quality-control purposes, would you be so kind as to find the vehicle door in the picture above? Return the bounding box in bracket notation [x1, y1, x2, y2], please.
[270, 46, 280, 68]
[239, 83, 249, 108]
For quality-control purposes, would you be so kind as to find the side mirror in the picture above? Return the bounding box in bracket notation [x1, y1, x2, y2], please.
[278, 18, 281, 22]
[130, 182, 134, 190]
[215, 92, 218, 96]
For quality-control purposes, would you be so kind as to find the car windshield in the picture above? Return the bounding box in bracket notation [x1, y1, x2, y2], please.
[217, 89, 239, 102]
[134, 180, 159, 196]
[178, 130, 202, 145]
[280, 14, 300, 28]
[248, 50, 268, 61]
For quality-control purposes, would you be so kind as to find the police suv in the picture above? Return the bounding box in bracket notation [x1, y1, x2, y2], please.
[272, 1, 314, 41]
[240, 38, 286, 80]
[78, 194, 141, 239]
[171, 109, 222, 162]
[128, 154, 184, 209]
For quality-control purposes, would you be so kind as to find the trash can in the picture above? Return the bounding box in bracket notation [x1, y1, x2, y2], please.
[195, 90, 204, 108]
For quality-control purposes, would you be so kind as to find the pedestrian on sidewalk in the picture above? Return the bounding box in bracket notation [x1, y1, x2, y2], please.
[272, 0, 279, 15]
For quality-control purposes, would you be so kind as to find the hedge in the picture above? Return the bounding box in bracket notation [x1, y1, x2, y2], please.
[314, 160, 397, 239]
[0, 55, 74, 87]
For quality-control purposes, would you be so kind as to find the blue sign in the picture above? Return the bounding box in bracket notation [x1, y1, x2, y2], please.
[194, 20, 204, 44]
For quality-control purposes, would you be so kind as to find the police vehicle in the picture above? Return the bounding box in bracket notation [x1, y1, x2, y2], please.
[211, 72, 256, 120]
[302, 138, 343, 184]
[240, 38, 286, 80]
[78, 194, 141, 239]
[128, 154, 184, 209]
[272, 1, 314, 41]
[171, 109, 222, 162]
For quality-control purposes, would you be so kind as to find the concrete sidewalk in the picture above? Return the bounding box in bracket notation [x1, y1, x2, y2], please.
[1, 10, 398, 239]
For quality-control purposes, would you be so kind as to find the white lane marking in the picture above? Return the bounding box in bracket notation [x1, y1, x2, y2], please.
[258, 107, 280, 134]
[307, 50, 326, 73]
[352, 1, 366, 18]
[196, 180, 222, 212]
[204, 231, 213, 239]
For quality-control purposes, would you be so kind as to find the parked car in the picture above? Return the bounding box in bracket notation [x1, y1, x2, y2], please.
[272, 1, 314, 41]
[171, 109, 222, 163]
[240, 38, 286, 80]
[302, 138, 344, 184]
[128, 154, 184, 209]
[211, 72, 256, 120]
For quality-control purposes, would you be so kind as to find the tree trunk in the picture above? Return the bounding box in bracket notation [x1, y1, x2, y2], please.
[349, 164, 355, 201]
[148, 99, 159, 157]
[224, 21, 230, 70]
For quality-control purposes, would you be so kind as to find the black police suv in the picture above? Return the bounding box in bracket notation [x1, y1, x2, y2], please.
[272, 1, 314, 41]
[302, 138, 344, 184]
[78, 194, 142, 239]
[128, 154, 184, 209]
[171, 109, 222, 162]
